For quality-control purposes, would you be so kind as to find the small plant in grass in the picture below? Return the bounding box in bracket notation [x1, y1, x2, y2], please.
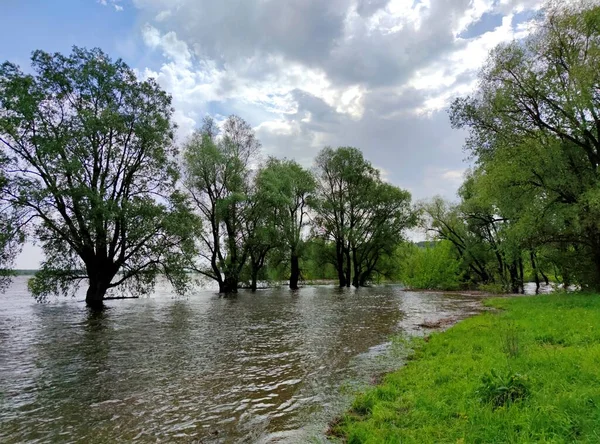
[352, 393, 376, 416]
[477, 369, 530, 409]
[501, 323, 520, 358]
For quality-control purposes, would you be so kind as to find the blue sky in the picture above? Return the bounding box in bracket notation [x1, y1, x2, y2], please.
[2, 0, 557, 268]
[3, 1, 133, 64]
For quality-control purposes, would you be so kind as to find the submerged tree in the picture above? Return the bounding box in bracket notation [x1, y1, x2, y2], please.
[183, 115, 260, 293]
[313, 147, 414, 287]
[244, 187, 279, 291]
[0, 47, 198, 308]
[350, 181, 414, 287]
[255, 158, 316, 289]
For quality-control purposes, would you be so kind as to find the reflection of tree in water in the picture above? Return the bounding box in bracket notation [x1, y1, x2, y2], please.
[82, 308, 112, 371]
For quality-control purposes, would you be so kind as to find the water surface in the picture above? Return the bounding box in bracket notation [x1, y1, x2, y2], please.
[0, 277, 482, 443]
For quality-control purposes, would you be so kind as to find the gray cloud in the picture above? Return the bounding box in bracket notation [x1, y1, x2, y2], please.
[256, 88, 468, 199]
[133, 0, 548, 201]
[356, 0, 391, 17]
[138, 0, 479, 88]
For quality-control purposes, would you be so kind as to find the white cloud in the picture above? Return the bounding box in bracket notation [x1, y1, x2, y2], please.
[98, 0, 123, 12]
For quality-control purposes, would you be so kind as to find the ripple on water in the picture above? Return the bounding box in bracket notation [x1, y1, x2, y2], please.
[0, 277, 484, 443]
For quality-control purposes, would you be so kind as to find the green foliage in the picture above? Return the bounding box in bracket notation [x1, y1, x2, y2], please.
[334, 294, 600, 443]
[0, 47, 198, 304]
[477, 369, 530, 409]
[313, 146, 415, 288]
[398, 240, 463, 291]
[449, 1, 600, 291]
[0, 151, 24, 290]
[296, 238, 338, 281]
[182, 115, 259, 292]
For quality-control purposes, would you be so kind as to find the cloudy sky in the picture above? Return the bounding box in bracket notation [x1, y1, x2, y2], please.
[4, 0, 547, 268]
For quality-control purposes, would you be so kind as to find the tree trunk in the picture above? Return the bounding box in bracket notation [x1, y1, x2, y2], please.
[86, 280, 107, 310]
[345, 247, 351, 288]
[250, 269, 258, 292]
[351, 248, 360, 288]
[290, 252, 300, 290]
[336, 241, 346, 287]
[220, 275, 238, 293]
[540, 269, 549, 286]
[530, 251, 540, 294]
[518, 257, 525, 294]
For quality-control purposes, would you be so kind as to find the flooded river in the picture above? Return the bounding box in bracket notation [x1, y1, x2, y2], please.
[0, 277, 482, 443]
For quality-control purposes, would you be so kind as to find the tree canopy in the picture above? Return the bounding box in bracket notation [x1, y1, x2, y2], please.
[313, 147, 415, 288]
[0, 47, 198, 308]
[434, 1, 600, 292]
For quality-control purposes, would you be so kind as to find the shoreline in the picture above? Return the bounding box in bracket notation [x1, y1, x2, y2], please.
[330, 293, 600, 443]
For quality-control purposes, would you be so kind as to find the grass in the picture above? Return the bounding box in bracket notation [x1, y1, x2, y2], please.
[331, 294, 600, 443]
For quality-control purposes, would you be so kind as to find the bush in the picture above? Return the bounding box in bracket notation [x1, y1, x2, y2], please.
[398, 240, 463, 290]
[477, 369, 530, 409]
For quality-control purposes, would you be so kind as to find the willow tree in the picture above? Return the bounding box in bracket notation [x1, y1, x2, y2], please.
[350, 181, 414, 287]
[0, 152, 24, 290]
[314, 147, 414, 287]
[450, 1, 600, 289]
[183, 115, 260, 293]
[0, 47, 198, 308]
[255, 158, 316, 289]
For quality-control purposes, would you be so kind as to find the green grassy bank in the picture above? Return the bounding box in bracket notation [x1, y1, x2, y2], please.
[332, 294, 600, 443]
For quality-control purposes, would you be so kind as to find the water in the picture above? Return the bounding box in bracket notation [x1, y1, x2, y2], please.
[0, 277, 482, 443]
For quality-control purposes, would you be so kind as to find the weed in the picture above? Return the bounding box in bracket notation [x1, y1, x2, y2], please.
[477, 369, 530, 408]
[535, 334, 566, 346]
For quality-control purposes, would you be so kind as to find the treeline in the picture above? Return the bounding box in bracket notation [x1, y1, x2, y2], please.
[0, 48, 415, 308]
[182, 121, 415, 292]
[408, 2, 600, 294]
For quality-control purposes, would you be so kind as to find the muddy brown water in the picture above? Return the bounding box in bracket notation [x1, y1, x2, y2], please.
[0, 277, 485, 443]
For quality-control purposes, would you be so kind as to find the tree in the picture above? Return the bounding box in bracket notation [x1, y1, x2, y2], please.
[450, 1, 600, 289]
[0, 47, 198, 309]
[244, 189, 279, 291]
[183, 115, 260, 293]
[0, 152, 25, 290]
[313, 146, 414, 287]
[350, 181, 414, 287]
[314, 147, 375, 287]
[255, 158, 316, 289]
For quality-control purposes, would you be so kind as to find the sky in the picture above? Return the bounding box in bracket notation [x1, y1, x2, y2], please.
[3, 0, 550, 268]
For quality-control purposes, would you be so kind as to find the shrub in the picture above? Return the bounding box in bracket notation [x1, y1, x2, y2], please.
[398, 240, 463, 290]
[477, 369, 530, 408]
